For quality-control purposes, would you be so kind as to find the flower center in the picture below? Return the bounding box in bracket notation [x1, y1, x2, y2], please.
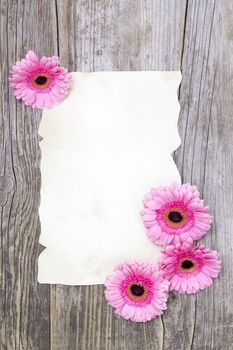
[35, 75, 48, 85]
[130, 284, 145, 297]
[178, 258, 198, 273]
[168, 211, 183, 223]
[125, 280, 149, 302]
[181, 260, 194, 269]
[32, 73, 51, 89]
[162, 206, 188, 229]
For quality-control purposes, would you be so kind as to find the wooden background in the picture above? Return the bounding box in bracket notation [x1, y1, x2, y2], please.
[0, 0, 233, 349]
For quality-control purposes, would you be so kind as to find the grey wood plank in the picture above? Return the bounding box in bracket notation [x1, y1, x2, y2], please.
[0, 0, 60, 349]
[168, 1, 233, 349]
[50, 1, 187, 350]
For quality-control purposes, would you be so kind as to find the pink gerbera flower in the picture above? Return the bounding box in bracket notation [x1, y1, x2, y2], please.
[141, 183, 212, 246]
[105, 261, 169, 322]
[9, 50, 71, 109]
[159, 238, 221, 294]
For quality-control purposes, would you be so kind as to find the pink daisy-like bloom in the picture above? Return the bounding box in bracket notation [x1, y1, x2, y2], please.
[141, 183, 212, 246]
[159, 238, 221, 294]
[105, 261, 170, 322]
[9, 50, 71, 109]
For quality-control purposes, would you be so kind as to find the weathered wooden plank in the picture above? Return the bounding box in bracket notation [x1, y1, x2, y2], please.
[50, 1, 187, 350]
[168, 1, 233, 349]
[56, 0, 186, 71]
[0, 0, 60, 349]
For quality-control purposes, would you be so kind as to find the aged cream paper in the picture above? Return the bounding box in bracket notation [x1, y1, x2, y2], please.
[38, 71, 181, 285]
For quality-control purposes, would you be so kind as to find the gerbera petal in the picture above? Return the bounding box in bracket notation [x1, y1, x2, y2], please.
[187, 200, 201, 210]
[35, 93, 45, 108]
[201, 265, 220, 278]
[146, 200, 162, 210]
[26, 50, 39, 62]
[142, 213, 156, 221]
[195, 272, 208, 289]
[190, 275, 200, 291]
[121, 304, 132, 320]
[164, 256, 177, 264]
[180, 278, 188, 293]
[170, 274, 179, 290]
[147, 225, 163, 243]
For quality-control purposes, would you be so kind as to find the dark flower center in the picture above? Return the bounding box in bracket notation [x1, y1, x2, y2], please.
[181, 260, 194, 269]
[35, 75, 48, 85]
[130, 284, 145, 297]
[168, 211, 183, 223]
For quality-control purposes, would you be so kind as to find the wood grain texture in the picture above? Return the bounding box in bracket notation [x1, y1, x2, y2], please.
[0, 0, 232, 349]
